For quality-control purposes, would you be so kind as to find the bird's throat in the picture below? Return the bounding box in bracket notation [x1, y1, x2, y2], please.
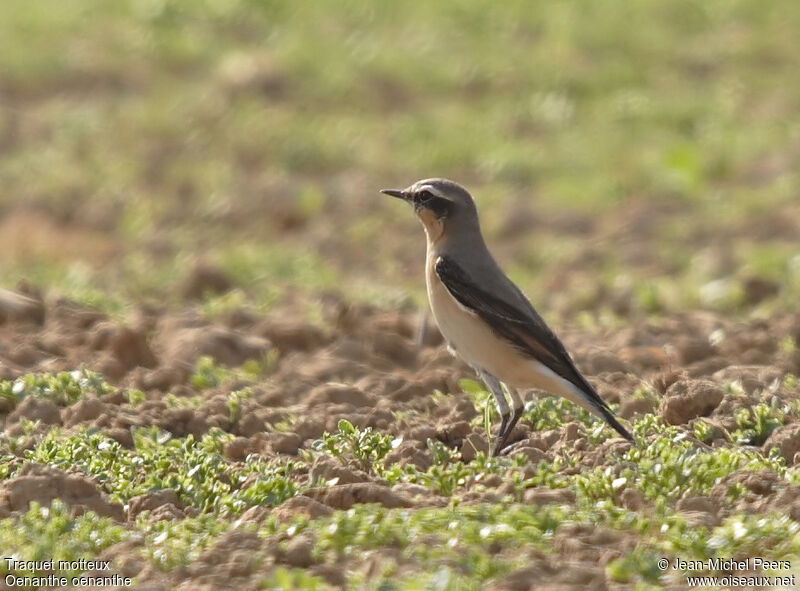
[418, 209, 446, 246]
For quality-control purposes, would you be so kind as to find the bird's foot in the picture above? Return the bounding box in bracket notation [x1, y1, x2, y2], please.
[491, 417, 510, 457]
[497, 439, 527, 457]
[491, 436, 510, 457]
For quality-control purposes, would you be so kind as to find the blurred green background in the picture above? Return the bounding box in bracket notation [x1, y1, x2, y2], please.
[1, 0, 799, 319]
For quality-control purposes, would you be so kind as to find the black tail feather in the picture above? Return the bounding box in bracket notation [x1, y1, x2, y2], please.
[598, 405, 635, 443]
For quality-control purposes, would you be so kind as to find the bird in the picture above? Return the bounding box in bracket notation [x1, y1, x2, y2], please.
[381, 178, 634, 455]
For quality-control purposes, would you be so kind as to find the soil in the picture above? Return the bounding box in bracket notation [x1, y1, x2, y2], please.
[2, 283, 800, 588]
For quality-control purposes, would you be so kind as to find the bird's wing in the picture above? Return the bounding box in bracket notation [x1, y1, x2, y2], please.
[434, 256, 613, 412]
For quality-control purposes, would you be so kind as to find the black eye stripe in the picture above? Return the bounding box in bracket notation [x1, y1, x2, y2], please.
[428, 196, 452, 217]
[413, 190, 452, 217]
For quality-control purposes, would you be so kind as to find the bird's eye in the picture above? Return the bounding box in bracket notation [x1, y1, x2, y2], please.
[416, 190, 433, 203]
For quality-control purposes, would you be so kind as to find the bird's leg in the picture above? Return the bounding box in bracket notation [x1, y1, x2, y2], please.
[501, 388, 525, 448]
[415, 312, 429, 350]
[477, 370, 510, 456]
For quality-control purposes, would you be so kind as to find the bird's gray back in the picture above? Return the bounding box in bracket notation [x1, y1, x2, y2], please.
[433, 235, 536, 318]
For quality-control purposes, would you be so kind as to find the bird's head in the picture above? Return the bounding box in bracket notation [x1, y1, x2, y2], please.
[380, 178, 478, 243]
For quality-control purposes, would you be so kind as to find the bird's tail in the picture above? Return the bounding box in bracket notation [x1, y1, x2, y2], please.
[560, 379, 635, 443]
[595, 403, 635, 443]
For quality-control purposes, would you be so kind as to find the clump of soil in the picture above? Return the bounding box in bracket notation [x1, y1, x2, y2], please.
[0, 463, 123, 520]
[659, 379, 724, 425]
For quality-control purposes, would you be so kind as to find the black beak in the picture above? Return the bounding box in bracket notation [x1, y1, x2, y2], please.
[380, 189, 409, 201]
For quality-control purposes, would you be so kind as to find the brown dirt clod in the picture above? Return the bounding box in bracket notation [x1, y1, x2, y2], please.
[302, 482, 414, 510]
[0, 464, 123, 520]
[659, 379, 725, 425]
[763, 424, 800, 464]
[282, 535, 315, 568]
[272, 495, 334, 521]
[180, 263, 235, 300]
[0, 288, 45, 325]
[128, 489, 184, 519]
[8, 397, 61, 426]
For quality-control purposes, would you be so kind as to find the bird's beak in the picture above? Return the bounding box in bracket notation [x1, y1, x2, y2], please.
[380, 189, 409, 201]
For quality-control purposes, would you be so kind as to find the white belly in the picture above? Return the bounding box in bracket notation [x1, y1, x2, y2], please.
[425, 253, 590, 408]
[425, 255, 523, 379]
[428, 265, 491, 366]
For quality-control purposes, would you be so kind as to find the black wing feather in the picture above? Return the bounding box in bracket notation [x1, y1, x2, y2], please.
[435, 256, 633, 441]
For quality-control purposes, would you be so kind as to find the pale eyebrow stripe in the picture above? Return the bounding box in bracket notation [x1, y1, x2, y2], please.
[418, 185, 446, 199]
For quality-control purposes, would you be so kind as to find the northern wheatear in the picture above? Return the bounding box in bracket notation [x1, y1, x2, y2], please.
[382, 178, 633, 455]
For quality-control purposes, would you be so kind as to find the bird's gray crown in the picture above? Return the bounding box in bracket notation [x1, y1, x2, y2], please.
[408, 178, 476, 209]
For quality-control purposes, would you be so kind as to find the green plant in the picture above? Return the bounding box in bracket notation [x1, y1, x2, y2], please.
[313, 419, 401, 473]
[733, 403, 785, 446]
[0, 370, 113, 408]
[0, 501, 128, 578]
